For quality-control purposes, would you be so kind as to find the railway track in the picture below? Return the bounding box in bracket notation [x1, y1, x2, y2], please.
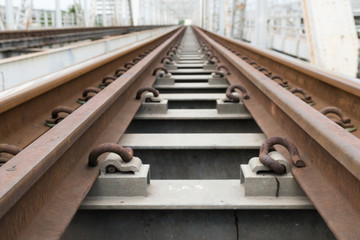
[0, 25, 169, 52]
[0, 26, 359, 239]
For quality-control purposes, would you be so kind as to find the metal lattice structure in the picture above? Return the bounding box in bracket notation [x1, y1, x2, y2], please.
[15, 0, 33, 29]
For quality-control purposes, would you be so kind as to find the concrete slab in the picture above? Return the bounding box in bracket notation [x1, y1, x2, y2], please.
[134, 109, 252, 119]
[168, 69, 214, 74]
[155, 83, 228, 89]
[119, 133, 266, 149]
[160, 93, 225, 101]
[88, 165, 150, 197]
[81, 180, 312, 210]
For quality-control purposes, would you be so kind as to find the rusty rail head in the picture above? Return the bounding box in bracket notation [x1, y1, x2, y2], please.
[161, 56, 173, 63]
[152, 67, 168, 76]
[124, 62, 135, 69]
[258, 67, 272, 77]
[135, 87, 159, 100]
[82, 87, 101, 98]
[320, 106, 351, 124]
[88, 143, 134, 167]
[225, 84, 250, 102]
[208, 55, 220, 63]
[51, 106, 73, 119]
[259, 136, 305, 174]
[216, 65, 231, 75]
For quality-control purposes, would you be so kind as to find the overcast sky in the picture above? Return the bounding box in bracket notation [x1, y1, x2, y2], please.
[0, 0, 78, 10]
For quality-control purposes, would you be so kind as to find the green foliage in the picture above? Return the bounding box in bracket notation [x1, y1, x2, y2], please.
[68, 3, 81, 14]
[178, 19, 185, 25]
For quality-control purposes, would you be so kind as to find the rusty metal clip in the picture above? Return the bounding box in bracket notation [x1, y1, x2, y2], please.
[216, 65, 230, 75]
[213, 70, 225, 78]
[249, 61, 261, 69]
[88, 143, 133, 167]
[78, 87, 101, 104]
[258, 67, 272, 77]
[138, 53, 147, 59]
[271, 75, 290, 89]
[169, 46, 177, 52]
[99, 76, 117, 88]
[241, 56, 250, 62]
[208, 55, 220, 64]
[101, 75, 117, 87]
[51, 106, 73, 119]
[225, 84, 250, 102]
[0, 144, 22, 166]
[320, 106, 356, 132]
[167, 50, 176, 56]
[161, 57, 173, 63]
[133, 58, 142, 64]
[135, 87, 160, 101]
[152, 67, 168, 76]
[114, 68, 127, 77]
[124, 62, 135, 69]
[45, 106, 73, 127]
[289, 88, 315, 105]
[259, 136, 305, 174]
[205, 50, 214, 57]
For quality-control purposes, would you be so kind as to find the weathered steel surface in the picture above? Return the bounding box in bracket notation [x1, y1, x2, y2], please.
[0, 27, 184, 240]
[0, 25, 171, 51]
[200, 28, 360, 139]
[194, 26, 360, 239]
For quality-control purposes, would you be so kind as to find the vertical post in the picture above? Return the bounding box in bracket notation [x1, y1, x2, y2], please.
[224, 0, 231, 36]
[254, 0, 266, 48]
[44, 11, 49, 28]
[128, 0, 134, 26]
[5, 0, 14, 30]
[84, 0, 89, 27]
[71, 13, 74, 26]
[36, 11, 41, 28]
[56, 0, 62, 28]
[114, 0, 120, 25]
[219, 0, 225, 35]
[138, 0, 145, 25]
[102, 0, 107, 26]
[51, 12, 55, 27]
[199, 0, 204, 27]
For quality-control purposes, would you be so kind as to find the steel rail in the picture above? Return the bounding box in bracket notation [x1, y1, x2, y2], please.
[199, 28, 360, 139]
[194, 26, 360, 239]
[0, 25, 172, 51]
[0, 26, 184, 240]
[0, 27, 178, 154]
